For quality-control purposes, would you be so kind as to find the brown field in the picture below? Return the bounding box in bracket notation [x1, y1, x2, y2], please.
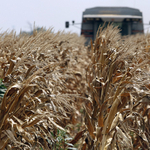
[0, 25, 150, 150]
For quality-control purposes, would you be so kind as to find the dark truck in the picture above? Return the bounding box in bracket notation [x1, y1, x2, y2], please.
[81, 7, 144, 44]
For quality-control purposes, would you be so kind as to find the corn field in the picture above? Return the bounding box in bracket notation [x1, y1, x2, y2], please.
[0, 25, 150, 150]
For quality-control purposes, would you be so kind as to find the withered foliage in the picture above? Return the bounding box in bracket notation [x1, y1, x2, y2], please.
[0, 29, 90, 149]
[81, 25, 150, 150]
[0, 25, 150, 150]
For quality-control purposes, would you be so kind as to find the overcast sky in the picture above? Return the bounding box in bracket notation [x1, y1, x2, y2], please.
[0, 0, 150, 35]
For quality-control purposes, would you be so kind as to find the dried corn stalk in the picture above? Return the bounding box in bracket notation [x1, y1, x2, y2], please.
[83, 24, 150, 150]
[0, 28, 90, 149]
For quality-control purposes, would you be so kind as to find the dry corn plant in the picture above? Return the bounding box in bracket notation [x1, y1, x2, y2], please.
[72, 25, 150, 150]
[0, 29, 90, 149]
[1, 25, 150, 150]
